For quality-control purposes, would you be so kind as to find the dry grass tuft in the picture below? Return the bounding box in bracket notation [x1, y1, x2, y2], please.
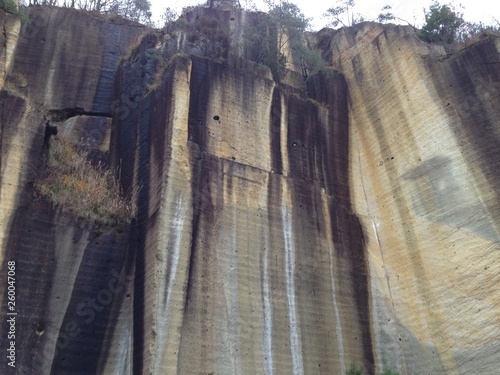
[35, 137, 135, 225]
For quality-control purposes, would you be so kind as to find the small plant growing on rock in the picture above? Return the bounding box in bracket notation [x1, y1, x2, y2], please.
[345, 361, 400, 375]
[346, 363, 364, 375]
[35, 136, 134, 225]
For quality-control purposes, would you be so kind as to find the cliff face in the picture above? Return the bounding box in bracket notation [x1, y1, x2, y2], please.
[0, 7, 146, 374]
[318, 24, 500, 374]
[1, 6, 499, 375]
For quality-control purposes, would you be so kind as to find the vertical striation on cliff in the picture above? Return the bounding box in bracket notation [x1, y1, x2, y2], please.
[0, 6, 499, 375]
[318, 22, 500, 374]
[110, 26, 374, 370]
[0, 7, 147, 374]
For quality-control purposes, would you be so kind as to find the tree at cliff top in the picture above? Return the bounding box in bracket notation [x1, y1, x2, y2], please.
[245, 0, 325, 81]
[22, 0, 153, 25]
[377, 5, 414, 26]
[457, 19, 500, 42]
[104, 0, 152, 24]
[419, 1, 464, 44]
[206, 0, 241, 8]
[1, 0, 17, 13]
[324, 0, 364, 28]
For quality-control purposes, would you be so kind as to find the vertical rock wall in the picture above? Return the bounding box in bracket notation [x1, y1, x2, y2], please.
[1, 6, 499, 375]
[111, 33, 374, 372]
[0, 7, 147, 374]
[0, 12, 21, 89]
[319, 23, 500, 374]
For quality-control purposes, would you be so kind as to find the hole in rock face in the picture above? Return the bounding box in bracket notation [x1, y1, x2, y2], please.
[213, 115, 220, 121]
[36, 325, 45, 336]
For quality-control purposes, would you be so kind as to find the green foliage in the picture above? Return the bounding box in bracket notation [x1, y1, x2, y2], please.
[181, 2, 207, 14]
[160, 6, 177, 28]
[1, 0, 27, 20]
[377, 5, 395, 23]
[296, 45, 328, 80]
[324, 0, 363, 28]
[419, 1, 464, 44]
[346, 363, 364, 375]
[379, 368, 400, 375]
[378, 358, 400, 375]
[0, 0, 17, 13]
[186, 13, 231, 61]
[458, 20, 500, 42]
[23, 0, 153, 25]
[145, 47, 162, 60]
[266, 0, 309, 30]
[345, 361, 400, 375]
[105, 0, 153, 25]
[376, 5, 414, 26]
[244, 1, 320, 81]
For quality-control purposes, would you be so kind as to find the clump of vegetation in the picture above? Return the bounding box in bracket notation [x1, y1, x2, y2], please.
[376, 5, 413, 26]
[457, 20, 500, 42]
[418, 1, 500, 45]
[419, 1, 464, 44]
[35, 136, 134, 225]
[346, 363, 365, 375]
[18, 0, 153, 26]
[324, 0, 365, 28]
[346, 361, 400, 375]
[1, 0, 17, 13]
[244, 1, 327, 82]
[1, 0, 27, 20]
[187, 12, 232, 60]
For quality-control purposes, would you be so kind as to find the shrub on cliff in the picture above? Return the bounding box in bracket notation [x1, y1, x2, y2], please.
[457, 20, 500, 42]
[324, 0, 365, 28]
[35, 136, 134, 225]
[346, 363, 364, 375]
[244, 1, 327, 82]
[0, 0, 17, 13]
[419, 1, 464, 44]
[346, 361, 400, 375]
[1, 0, 27, 19]
[23, 0, 153, 25]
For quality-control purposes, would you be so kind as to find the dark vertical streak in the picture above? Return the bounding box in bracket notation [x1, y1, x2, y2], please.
[0, 200, 56, 374]
[184, 56, 213, 309]
[50, 228, 130, 375]
[184, 150, 203, 311]
[308, 71, 375, 373]
[270, 86, 283, 174]
[330, 74, 375, 374]
[442, 41, 500, 231]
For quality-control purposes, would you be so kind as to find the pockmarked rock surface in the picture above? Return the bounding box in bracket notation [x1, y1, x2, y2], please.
[0, 6, 499, 375]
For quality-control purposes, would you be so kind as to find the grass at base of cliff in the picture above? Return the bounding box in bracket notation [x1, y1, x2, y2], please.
[35, 137, 135, 225]
[346, 362, 400, 375]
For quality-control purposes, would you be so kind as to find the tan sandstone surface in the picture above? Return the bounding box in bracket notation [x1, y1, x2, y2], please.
[0, 6, 498, 375]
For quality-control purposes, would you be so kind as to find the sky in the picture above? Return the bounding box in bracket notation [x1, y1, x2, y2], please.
[149, 0, 499, 30]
